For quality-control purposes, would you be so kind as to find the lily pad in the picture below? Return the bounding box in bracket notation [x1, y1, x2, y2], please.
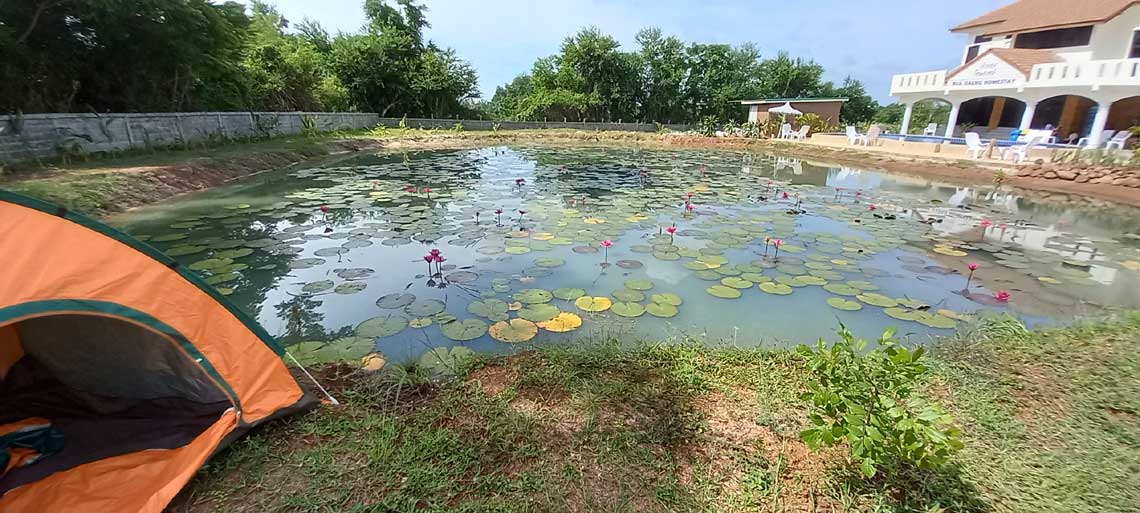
[613, 289, 646, 302]
[204, 272, 239, 285]
[884, 307, 925, 321]
[650, 293, 683, 306]
[189, 258, 232, 271]
[856, 293, 898, 308]
[334, 281, 368, 295]
[514, 288, 553, 304]
[441, 318, 490, 341]
[823, 283, 860, 296]
[616, 259, 643, 269]
[826, 297, 863, 311]
[534, 257, 565, 268]
[519, 303, 561, 322]
[553, 287, 586, 300]
[314, 247, 348, 257]
[624, 279, 654, 291]
[918, 314, 957, 329]
[845, 280, 879, 291]
[409, 317, 434, 328]
[721, 277, 753, 289]
[646, 302, 679, 318]
[468, 299, 509, 321]
[707, 285, 742, 299]
[759, 282, 793, 295]
[538, 312, 583, 332]
[445, 271, 479, 284]
[289, 258, 325, 270]
[405, 299, 446, 317]
[167, 245, 207, 257]
[376, 293, 416, 309]
[575, 296, 613, 312]
[489, 319, 539, 343]
[611, 302, 646, 317]
[356, 315, 408, 338]
[302, 280, 335, 293]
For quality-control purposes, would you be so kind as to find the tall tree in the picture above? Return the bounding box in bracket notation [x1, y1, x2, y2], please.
[636, 28, 688, 123]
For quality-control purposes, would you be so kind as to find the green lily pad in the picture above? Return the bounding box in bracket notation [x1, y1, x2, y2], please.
[856, 293, 898, 308]
[759, 282, 793, 295]
[204, 272, 239, 285]
[553, 287, 586, 300]
[514, 288, 553, 304]
[519, 303, 560, 322]
[845, 280, 879, 291]
[356, 315, 408, 338]
[721, 277, 753, 289]
[189, 258, 232, 271]
[884, 307, 925, 321]
[314, 247, 348, 257]
[167, 245, 207, 257]
[289, 258, 325, 270]
[826, 297, 863, 311]
[918, 314, 957, 329]
[302, 280, 335, 293]
[707, 285, 742, 299]
[215, 248, 254, 260]
[376, 293, 416, 309]
[823, 283, 860, 296]
[646, 302, 679, 318]
[613, 289, 646, 302]
[409, 317, 433, 328]
[650, 293, 683, 306]
[405, 299, 446, 317]
[534, 257, 565, 268]
[152, 233, 188, 242]
[611, 302, 646, 317]
[575, 296, 613, 312]
[468, 299, 509, 321]
[440, 319, 489, 341]
[334, 281, 368, 294]
[796, 275, 828, 286]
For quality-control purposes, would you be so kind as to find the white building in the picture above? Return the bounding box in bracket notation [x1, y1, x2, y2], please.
[890, 0, 1140, 146]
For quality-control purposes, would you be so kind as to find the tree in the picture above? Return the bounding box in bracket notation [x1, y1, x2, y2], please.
[684, 43, 763, 121]
[828, 77, 879, 125]
[636, 28, 688, 123]
[755, 52, 826, 99]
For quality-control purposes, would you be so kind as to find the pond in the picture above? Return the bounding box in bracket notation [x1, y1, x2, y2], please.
[115, 146, 1140, 366]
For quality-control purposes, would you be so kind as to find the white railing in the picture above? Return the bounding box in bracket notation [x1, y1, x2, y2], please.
[1027, 58, 1140, 88]
[889, 70, 947, 95]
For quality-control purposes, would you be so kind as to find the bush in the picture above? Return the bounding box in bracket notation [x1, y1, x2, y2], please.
[797, 326, 963, 478]
[696, 116, 719, 137]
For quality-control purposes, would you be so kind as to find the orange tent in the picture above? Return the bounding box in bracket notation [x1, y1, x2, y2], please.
[0, 191, 315, 512]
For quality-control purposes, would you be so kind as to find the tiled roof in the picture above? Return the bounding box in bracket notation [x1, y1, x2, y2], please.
[946, 48, 1062, 80]
[952, 0, 1138, 35]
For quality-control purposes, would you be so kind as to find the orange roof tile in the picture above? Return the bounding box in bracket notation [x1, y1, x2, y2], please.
[953, 0, 1139, 35]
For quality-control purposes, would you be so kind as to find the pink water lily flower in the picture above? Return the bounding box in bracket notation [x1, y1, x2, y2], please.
[994, 290, 1011, 302]
[430, 248, 441, 256]
[686, 203, 695, 211]
[320, 204, 330, 213]
[968, 262, 979, 271]
[981, 219, 993, 228]
[666, 226, 677, 235]
[600, 240, 613, 248]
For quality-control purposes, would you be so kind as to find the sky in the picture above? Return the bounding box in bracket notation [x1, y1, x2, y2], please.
[241, 0, 1012, 103]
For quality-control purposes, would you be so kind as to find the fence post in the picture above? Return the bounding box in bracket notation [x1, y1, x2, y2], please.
[124, 116, 135, 149]
[174, 113, 188, 148]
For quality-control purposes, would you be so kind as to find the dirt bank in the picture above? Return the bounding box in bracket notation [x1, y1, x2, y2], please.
[6, 130, 1140, 216]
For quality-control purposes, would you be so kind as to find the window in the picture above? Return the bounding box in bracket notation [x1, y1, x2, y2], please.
[965, 45, 981, 62]
[1130, 29, 1140, 58]
[973, 35, 993, 44]
[1014, 26, 1093, 49]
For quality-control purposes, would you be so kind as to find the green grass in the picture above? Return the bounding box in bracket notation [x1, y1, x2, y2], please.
[167, 314, 1140, 513]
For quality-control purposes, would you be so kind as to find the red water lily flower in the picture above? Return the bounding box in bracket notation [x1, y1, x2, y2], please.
[495, 209, 503, 215]
[869, 204, 877, 211]
[424, 187, 433, 193]
[782, 191, 789, 199]
[430, 248, 441, 256]
[666, 226, 677, 235]
[320, 204, 330, 213]
[994, 290, 1011, 302]
[600, 240, 613, 248]
[968, 262, 979, 271]
[981, 219, 993, 228]
[686, 203, 695, 211]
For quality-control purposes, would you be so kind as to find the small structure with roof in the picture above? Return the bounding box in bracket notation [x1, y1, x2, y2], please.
[889, 0, 1140, 147]
[737, 98, 848, 125]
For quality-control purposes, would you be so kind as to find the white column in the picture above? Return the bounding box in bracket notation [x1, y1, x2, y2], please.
[900, 103, 914, 135]
[943, 102, 961, 138]
[1086, 102, 1111, 148]
[1019, 100, 1037, 131]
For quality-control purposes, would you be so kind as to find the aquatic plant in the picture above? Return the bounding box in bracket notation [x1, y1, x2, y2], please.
[600, 239, 613, 261]
[994, 290, 1010, 302]
[773, 238, 783, 259]
[495, 208, 503, 226]
[666, 225, 677, 243]
[965, 262, 978, 290]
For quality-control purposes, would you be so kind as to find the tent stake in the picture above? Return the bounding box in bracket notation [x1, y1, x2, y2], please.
[286, 352, 341, 405]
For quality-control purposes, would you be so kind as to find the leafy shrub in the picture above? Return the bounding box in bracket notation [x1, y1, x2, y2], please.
[451, 121, 464, 132]
[797, 326, 963, 478]
[796, 113, 837, 136]
[696, 116, 719, 137]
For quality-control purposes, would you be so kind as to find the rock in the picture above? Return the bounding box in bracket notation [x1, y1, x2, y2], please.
[1123, 178, 1140, 188]
[1056, 170, 1077, 180]
[1074, 174, 1090, 183]
[1043, 171, 1058, 179]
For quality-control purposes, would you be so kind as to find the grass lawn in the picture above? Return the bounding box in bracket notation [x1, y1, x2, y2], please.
[167, 315, 1140, 513]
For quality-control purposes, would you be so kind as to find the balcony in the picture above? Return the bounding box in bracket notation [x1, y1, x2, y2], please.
[889, 58, 1140, 96]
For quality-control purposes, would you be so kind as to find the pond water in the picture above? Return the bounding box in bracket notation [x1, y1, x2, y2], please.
[115, 146, 1140, 366]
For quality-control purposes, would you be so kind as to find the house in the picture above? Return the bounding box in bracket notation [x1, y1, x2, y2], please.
[889, 0, 1140, 146]
[737, 98, 848, 125]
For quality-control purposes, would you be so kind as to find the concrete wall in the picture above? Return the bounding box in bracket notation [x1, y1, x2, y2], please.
[373, 117, 688, 132]
[0, 112, 380, 165]
[0, 113, 688, 165]
[753, 102, 844, 126]
[1090, 4, 1140, 59]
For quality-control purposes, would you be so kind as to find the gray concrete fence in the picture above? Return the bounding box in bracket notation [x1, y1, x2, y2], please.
[0, 112, 689, 166]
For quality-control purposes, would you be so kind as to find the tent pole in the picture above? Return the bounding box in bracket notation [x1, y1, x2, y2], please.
[286, 352, 341, 405]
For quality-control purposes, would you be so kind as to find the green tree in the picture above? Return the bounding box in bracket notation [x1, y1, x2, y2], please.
[636, 28, 688, 123]
[755, 51, 826, 99]
[828, 77, 879, 125]
[240, 1, 336, 111]
[684, 43, 763, 121]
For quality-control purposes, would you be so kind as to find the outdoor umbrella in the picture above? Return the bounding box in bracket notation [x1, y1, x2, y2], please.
[768, 102, 802, 116]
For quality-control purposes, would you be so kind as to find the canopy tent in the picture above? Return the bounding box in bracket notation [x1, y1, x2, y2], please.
[0, 191, 316, 512]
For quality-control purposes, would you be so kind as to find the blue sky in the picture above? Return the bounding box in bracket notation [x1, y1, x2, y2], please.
[242, 0, 1011, 103]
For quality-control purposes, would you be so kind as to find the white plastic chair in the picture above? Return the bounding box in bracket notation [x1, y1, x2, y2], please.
[1105, 131, 1132, 150]
[858, 125, 881, 147]
[846, 126, 863, 145]
[1077, 130, 1114, 148]
[778, 123, 793, 139]
[790, 125, 810, 141]
[922, 123, 938, 136]
[1001, 134, 1042, 163]
[964, 132, 991, 159]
